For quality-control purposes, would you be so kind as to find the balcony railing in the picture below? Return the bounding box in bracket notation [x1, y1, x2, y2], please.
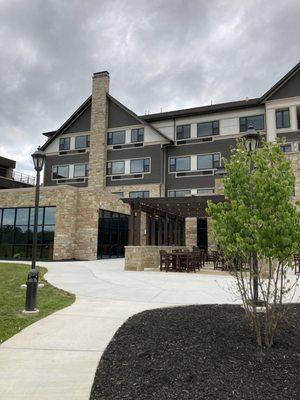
[0, 166, 35, 185]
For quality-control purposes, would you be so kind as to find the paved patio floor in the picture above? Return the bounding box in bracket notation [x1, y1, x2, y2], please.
[0, 259, 296, 399]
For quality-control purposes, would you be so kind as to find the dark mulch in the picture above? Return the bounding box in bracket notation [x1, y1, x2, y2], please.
[90, 304, 300, 400]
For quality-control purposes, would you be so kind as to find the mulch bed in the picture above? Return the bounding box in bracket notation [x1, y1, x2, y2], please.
[90, 304, 300, 400]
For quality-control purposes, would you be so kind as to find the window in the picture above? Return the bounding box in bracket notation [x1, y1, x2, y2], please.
[130, 158, 150, 173]
[197, 121, 219, 137]
[176, 125, 191, 140]
[276, 109, 290, 129]
[59, 137, 70, 151]
[107, 130, 126, 145]
[197, 188, 215, 195]
[131, 128, 144, 143]
[112, 192, 124, 198]
[75, 135, 90, 149]
[197, 153, 220, 170]
[74, 164, 88, 178]
[168, 190, 191, 197]
[0, 206, 56, 260]
[107, 161, 125, 175]
[169, 156, 190, 172]
[52, 165, 69, 179]
[129, 191, 149, 198]
[281, 144, 292, 153]
[240, 115, 264, 132]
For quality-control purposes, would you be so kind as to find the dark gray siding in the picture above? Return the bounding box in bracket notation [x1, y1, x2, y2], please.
[0, 157, 15, 169]
[166, 138, 236, 191]
[268, 71, 300, 100]
[44, 153, 89, 187]
[106, 144, 162, 186]
[108, 99, 141, 128]
[277, 131, 300, 142]
[63, 105, 91, 134]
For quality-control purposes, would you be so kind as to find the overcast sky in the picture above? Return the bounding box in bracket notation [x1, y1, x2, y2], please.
[0, 0, 299, 175]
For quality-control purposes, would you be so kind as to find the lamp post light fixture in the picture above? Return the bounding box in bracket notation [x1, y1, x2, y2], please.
[23, 146, 46, 314]
[242, 124, 261, 305]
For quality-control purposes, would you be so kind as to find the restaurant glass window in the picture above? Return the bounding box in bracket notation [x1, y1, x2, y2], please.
[97, 210, 129, 259]
[0, 206, 56, 260]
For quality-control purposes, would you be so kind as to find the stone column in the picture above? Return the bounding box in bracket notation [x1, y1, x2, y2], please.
[89, 71, 110, 190]
[140, 211, 147, 246]
[185, 217, 197, 248]
[207, 217, 217, 251]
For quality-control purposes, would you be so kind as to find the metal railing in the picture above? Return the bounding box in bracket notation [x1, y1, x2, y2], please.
[0, 166, 35, 185]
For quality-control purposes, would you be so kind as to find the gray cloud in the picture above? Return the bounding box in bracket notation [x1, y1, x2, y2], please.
[0, 0, 299, 174]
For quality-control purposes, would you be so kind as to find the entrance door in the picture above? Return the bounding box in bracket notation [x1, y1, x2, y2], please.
[197, 218, 208, 251]
[97, 210, 129, 259]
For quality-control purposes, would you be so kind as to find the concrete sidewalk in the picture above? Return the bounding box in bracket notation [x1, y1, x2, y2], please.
[0, 260, 258, 399]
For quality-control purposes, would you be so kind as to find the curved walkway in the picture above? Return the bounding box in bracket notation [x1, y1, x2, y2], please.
[0, 260, 246, 399]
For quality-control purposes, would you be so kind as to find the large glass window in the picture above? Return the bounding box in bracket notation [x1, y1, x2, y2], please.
[197, 153, 220, 170]
[168, 190, 191, 197]
[74, 164, 88, 178]
[197, 121, 219, 137]
[75, 135, 90, 149]
[176, 125, 191, 140]
[169, 156, 190, 172]
[130, 158, 150, 174]
[276, 109, 290, 129]
[129, 191, 150, 198]
[52, 165, 69, 180]
[0, 207, 56, 260]
[59, 137, 70, 151]
[240, 115, 264, 132]
[107, 161, 125, 175]
[107, 131, 125, 145]
[131, 128, 144, 143]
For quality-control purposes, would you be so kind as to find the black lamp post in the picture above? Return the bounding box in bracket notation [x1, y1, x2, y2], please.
[24, 146, 46, 314]
[242, 124, 261, 304]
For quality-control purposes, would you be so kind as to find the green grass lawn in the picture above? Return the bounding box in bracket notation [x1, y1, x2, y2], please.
[0, 262, 75, 344]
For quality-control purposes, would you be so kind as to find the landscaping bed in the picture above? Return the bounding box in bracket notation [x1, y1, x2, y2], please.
[0, 262, 75, 344]
[90, 304, 299, 400]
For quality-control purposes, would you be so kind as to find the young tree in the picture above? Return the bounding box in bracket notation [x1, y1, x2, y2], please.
[208, 139, 300, 348]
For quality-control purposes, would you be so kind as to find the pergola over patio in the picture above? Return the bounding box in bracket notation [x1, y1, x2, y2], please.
[122, 195, 225, 247]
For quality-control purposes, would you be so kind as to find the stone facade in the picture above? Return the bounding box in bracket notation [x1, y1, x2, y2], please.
[89, 71, 109, 190]
[0, 185, 130, 261]
[106, 183, 163, 198]
[125, 245, 189, 271]
[185, 217, 197, 248]
[287, 154, 300, 206]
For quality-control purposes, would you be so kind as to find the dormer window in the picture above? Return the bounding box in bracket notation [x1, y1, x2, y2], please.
[176, 125, 191, 140]
[131, 128, 144, 143]
[75, 135, 90, 149]
[197, 121, 219, 137]
[107, 131, 125, 145]
[240, 115, 264, 132]
[276, 109, 290, 129]
[59, 137, 70, 151]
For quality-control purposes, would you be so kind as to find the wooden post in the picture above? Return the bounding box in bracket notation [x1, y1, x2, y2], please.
[151, 215, 156, 245]
[164, 216, 168, 245]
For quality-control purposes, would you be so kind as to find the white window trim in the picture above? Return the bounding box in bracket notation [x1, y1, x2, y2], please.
[168, 152, 221, 174]
[107, 157, 151, 176]
[168, 188, 215, 197]
[51, 164, 70, 181]
[73, 163, 88, 178]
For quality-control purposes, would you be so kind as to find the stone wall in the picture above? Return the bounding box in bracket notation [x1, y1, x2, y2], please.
[125, 245, 189, 271]
[105, 183, 163, 198]
[89, 71, 109, 190]
[0, 185, 130, 261]
[185, 217, 197, 248]
[287, 154, 300, 206]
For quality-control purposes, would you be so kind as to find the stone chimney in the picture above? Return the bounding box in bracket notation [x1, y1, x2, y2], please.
[89, 71, 110, 189]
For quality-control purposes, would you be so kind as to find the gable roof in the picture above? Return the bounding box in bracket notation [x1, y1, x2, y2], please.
[260, 61, 300, 102]
[41, 94, 172, 150]
[41, 96, 92, 150]
[107, 94, 172, 143]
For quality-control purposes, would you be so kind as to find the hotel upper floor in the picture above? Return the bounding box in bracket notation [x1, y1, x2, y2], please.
[41, 62, 300, 199]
